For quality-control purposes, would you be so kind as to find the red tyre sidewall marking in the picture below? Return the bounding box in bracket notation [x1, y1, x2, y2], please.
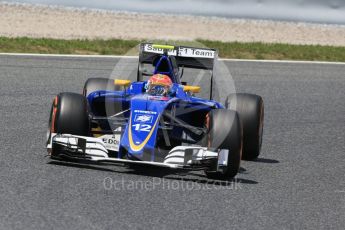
[205, 113, 211, 147]
[51, 96, 58, 133]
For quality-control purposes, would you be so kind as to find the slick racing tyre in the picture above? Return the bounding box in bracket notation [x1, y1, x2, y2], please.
[83, 78, 124, 117]
[83, 78, 118, 98]
[205, 109, 242, 180]
[225, 93, 264, 160]
[47, 92, 90, 143]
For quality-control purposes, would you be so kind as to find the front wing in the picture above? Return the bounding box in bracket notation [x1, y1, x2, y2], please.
[47, 134, 229, 172]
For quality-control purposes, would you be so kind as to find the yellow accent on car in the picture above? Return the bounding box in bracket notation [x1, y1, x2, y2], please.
[91, 126, 102, 138]
[183, 85, 201, 93]
[128, 115, 159, 152]
[152, 44, 175, 50]
[114, 79, 131, 87]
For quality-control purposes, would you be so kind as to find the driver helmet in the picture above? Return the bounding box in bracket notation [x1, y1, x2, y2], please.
[146, 74, 173, 96]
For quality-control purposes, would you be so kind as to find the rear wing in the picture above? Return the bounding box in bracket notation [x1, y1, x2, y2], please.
[139, 43, 218, 70]
[138, 43, 218, 100]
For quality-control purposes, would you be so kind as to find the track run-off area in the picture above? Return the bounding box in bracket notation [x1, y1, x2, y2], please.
[0, 54, 344, 230]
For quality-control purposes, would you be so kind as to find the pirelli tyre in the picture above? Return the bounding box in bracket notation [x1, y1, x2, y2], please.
[225, 93, 264, 160]
[205, 109, 242, 180]
[83, 78, 119, 98]
[83, 77, 124, 117]
[47, 92, 90, 144]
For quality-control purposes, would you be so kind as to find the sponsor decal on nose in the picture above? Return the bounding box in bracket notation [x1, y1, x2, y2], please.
[134, 114, 153, 123]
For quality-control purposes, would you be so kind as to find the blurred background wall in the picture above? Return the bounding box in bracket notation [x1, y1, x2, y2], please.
[5, 0, 345, 24]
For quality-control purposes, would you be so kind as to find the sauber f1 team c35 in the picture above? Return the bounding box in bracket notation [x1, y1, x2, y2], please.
[46, 43, 264, 180]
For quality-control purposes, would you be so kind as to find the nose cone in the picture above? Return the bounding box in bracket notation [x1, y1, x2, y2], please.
[120, 94, 168, 159]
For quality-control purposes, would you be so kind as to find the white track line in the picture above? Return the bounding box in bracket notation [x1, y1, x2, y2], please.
[220, 58, 345, 65]
[0, 53, 138, 59]
[1, 53, 345, 65]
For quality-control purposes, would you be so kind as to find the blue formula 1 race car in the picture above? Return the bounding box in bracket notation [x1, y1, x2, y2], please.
[46, 43, 264, 180]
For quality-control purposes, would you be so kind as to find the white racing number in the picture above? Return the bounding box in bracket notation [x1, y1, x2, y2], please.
[132, 124, 152, 132]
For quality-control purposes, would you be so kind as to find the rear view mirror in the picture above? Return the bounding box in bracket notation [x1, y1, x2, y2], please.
[114, 79, 131, 87]
[183, 85, 201, 93]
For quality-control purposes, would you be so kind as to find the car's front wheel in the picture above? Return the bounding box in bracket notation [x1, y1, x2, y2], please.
[204, 109, 242, 180]
[47, 92, 90, 147]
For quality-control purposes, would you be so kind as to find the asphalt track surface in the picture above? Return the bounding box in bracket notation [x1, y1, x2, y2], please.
[0, 55, 344, 230]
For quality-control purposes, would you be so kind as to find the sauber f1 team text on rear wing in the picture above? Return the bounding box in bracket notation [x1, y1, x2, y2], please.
[139, 43, 218, 70]
[138, 43, 218, 100]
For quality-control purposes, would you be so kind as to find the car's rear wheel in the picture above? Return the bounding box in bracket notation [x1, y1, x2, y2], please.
[84, 78, 125, 115]
[225, 93, 264, 160]
[204, 109, 242, 180]
[47, 92, 90, 146]
[83, 78, 118, 98]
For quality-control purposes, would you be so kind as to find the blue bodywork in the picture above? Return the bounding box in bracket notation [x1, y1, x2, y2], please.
[87, 55, 224, 162]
